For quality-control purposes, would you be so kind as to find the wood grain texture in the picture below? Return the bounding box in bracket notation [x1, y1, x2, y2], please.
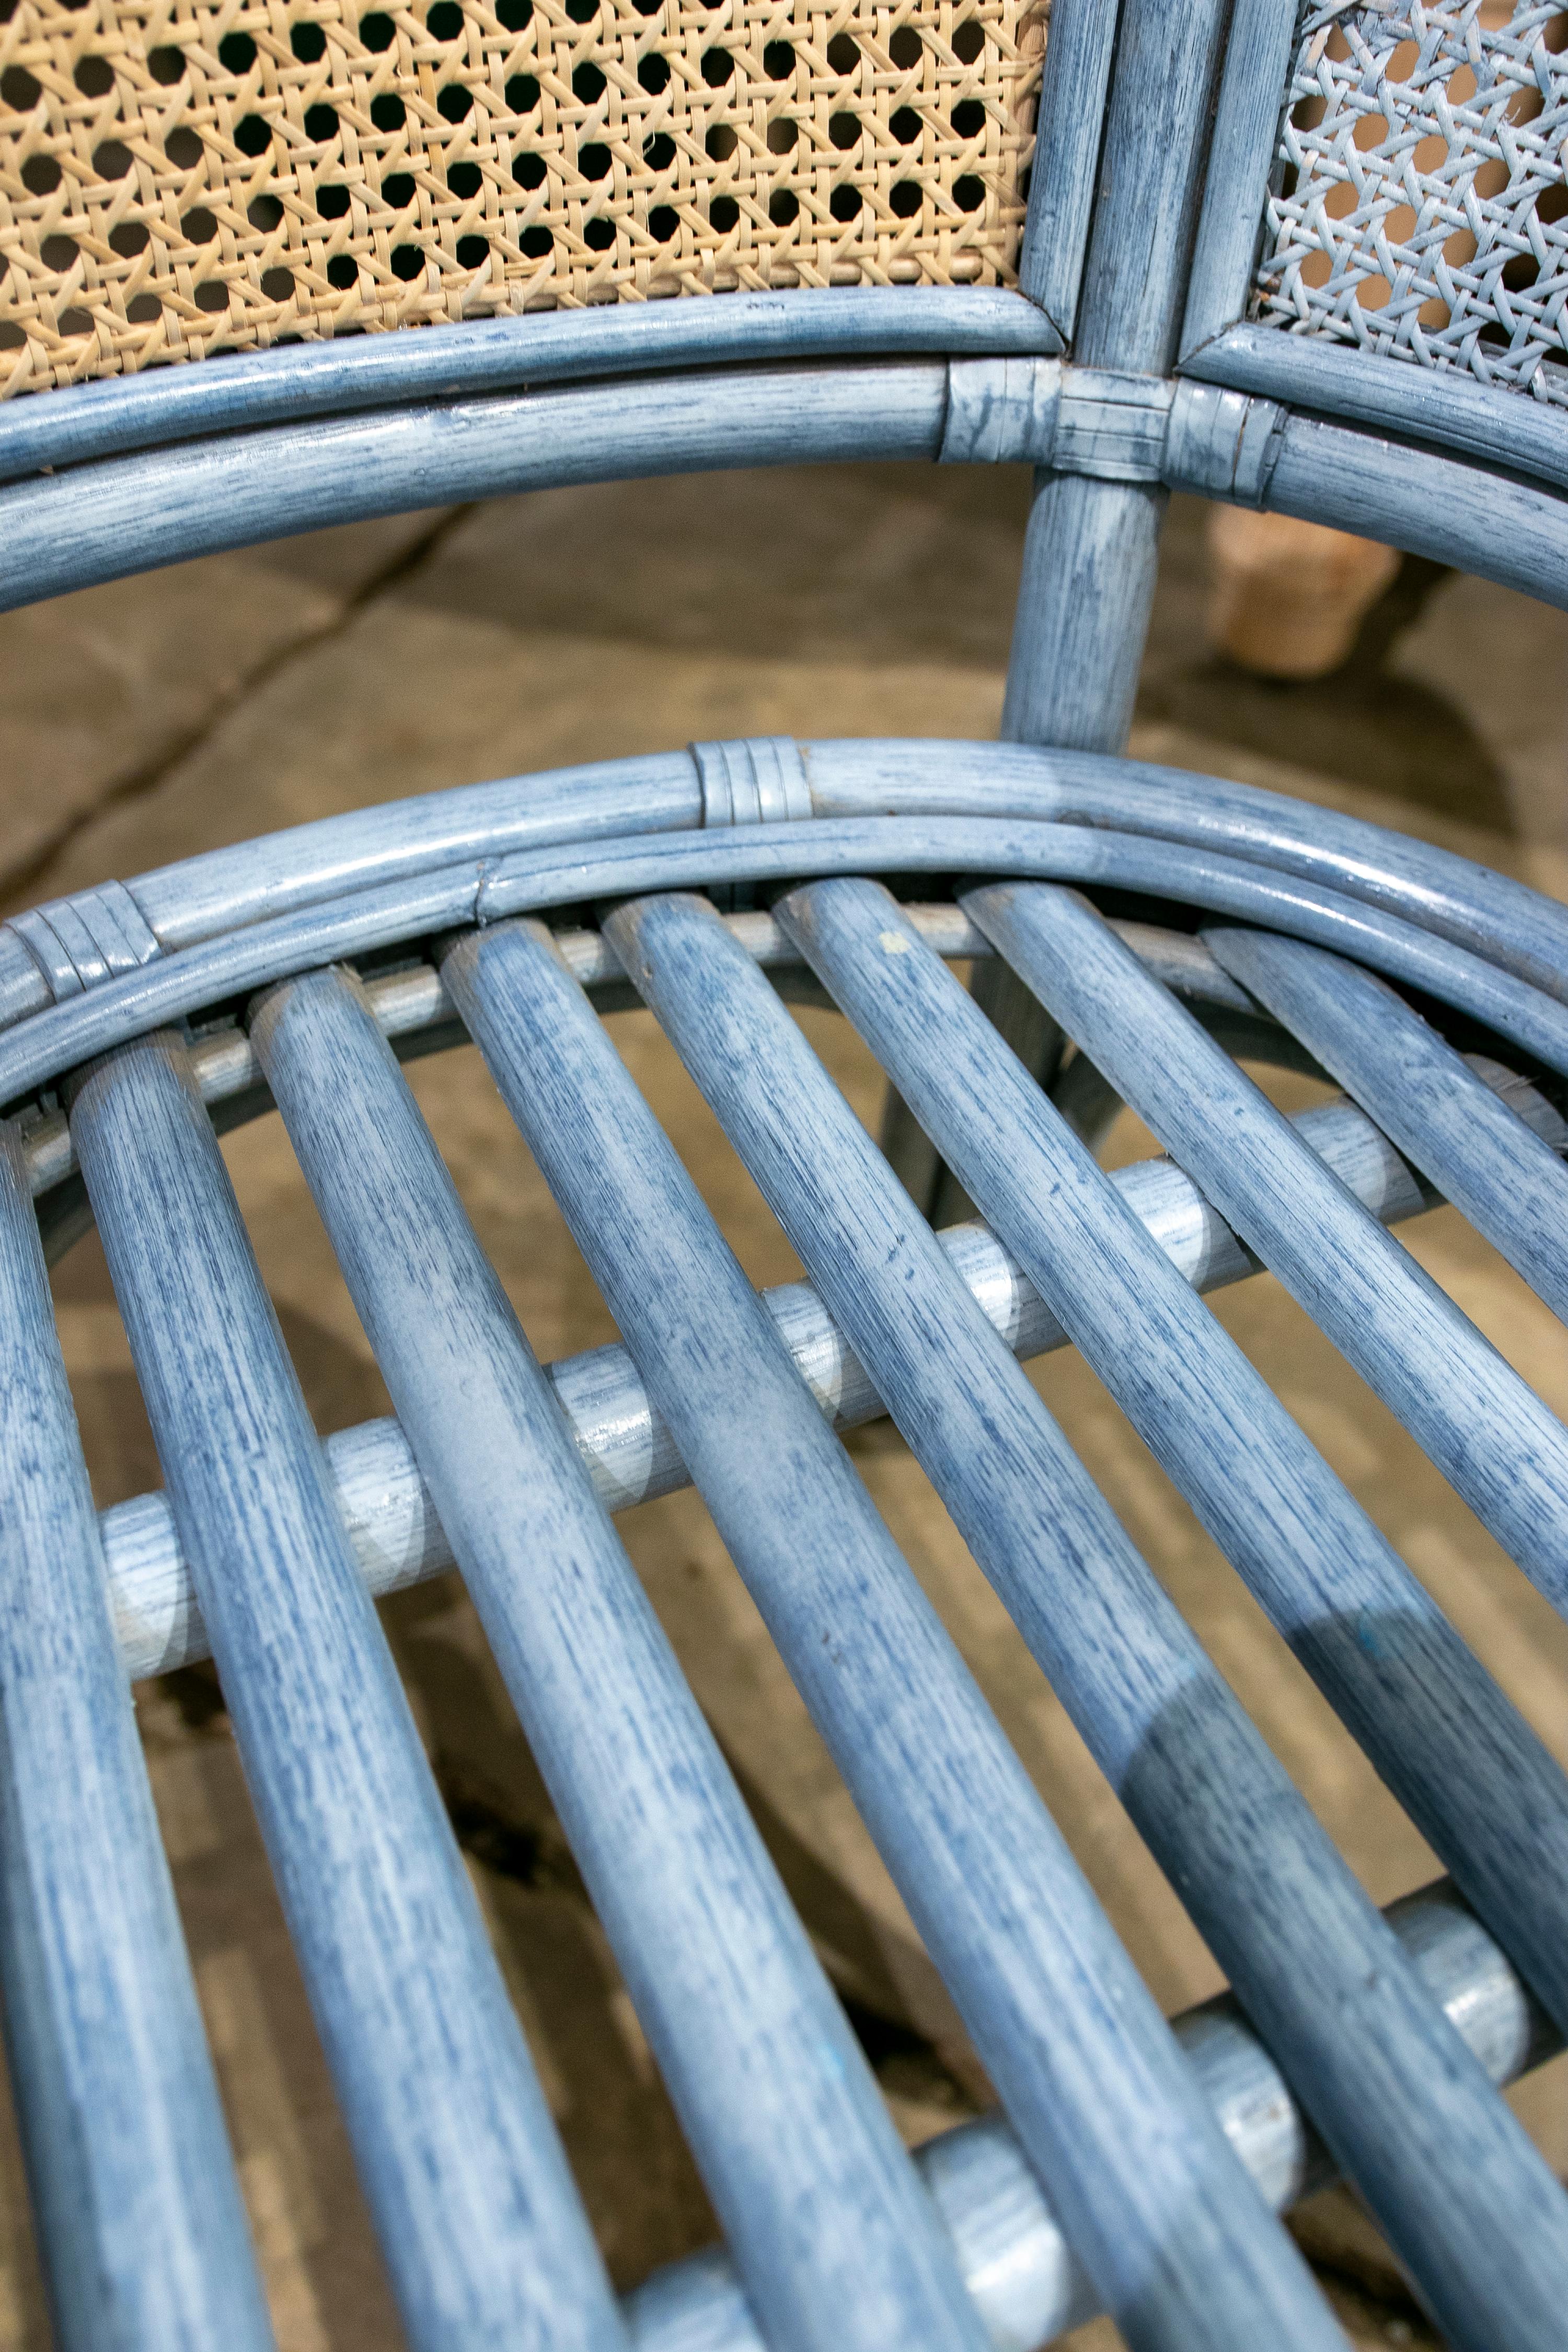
[1016, 0, 1121, 335]
[251, 962, 987, 2352]
[0, 288, 1058, 486]
[0, 361, 949, 613]
[68, 1030, 625, 2352]
[1179, 0, 1302, 359]
[649, 874, 1568, 2352]
[1207, 927, 1568, 1330]
[442, 913, 1347, 2352]
[972, 885, 1568, 1661]
[103, 1042, 1568, 1684]
[1183, 320, 1568, 500]
[0, 1119, 274, 2351]
[628, 1878, 1563, 2352]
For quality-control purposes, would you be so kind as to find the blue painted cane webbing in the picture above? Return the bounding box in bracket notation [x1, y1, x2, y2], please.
[0, 1122, 274, 2352]
[1206, 929, 1568, 1331]
[67, 1032, 625, 2352]
[971, 886, 1568, 1633]
[620, 886, 1568, 2352]
[249, 966, 985, 2352]
[440, 918, 1346, 2352]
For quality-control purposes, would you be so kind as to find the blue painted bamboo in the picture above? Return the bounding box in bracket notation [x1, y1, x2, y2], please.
[67, 1030, 626, 2352]
[803, 738, 1568, 1001]
[251, 964, 988, 2352]
[441, 916, 1346, 2352]
[1207, 928, 1568, 1328]
[1269, 414, 1568, 616]
[11, 814, 1568, 1113]
[630, 1876, 1561, 2352]
[1261, 411, 1568, 613]
[1002, 476, 1170, 752]
[1179, 1, 1302, 358]
[1183, 321, 1568, 499]
[626, 882, 1568, 2352]
[0, 287, 1057, 486]
[1002, 0, 1230, 749]
[0, 1119, 275, 2352]
[0, 361, 947, 613]
[1016, 0, 1122, 335]
[966, 885, 1568, 1630]
[103, 1050, 1566, 1685]
[8, 733, 1566, 1042]
[779, 882, 1568, 2056]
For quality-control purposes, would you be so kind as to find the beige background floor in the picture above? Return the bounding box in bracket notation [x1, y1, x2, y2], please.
[0, 471, 1564, 2348]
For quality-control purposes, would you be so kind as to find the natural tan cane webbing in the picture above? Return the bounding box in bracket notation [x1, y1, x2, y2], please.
[0, 0, 1045, 396]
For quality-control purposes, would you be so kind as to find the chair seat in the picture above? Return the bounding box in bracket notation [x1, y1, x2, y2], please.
[4, 735, 1568, 2349]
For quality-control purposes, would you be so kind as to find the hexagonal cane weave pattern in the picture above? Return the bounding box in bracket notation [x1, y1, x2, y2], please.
[1253, 1, 1568, 407]
[0, 0, 1044, 395]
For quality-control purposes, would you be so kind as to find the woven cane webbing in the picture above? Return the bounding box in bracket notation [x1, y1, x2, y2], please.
[0, 0, 1044, 396]
[1253, 1, 1568, 407]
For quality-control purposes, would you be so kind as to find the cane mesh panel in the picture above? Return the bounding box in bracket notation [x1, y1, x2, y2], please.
[0, 0, 1044, 396]
[1253, 2, 1568, 406]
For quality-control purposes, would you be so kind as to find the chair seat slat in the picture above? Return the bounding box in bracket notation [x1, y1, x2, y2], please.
[249, 963, 985, 2352]
[68, 1032, 625, 2352]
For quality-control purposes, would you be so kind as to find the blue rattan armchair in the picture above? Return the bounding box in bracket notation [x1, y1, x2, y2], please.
[2, 2, 1567, 2347]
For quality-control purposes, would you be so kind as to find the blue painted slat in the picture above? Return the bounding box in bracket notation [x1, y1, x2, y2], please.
[0, 1120, 275, 2352]
[1207, 928, 1568, 1329]
[0, 288, 1057, 486]
[1016, 0, 1122, 335]
[67, 1030, 626, 2352]
[628, 882, 1568, 2352]
[106, 1047, 1568, 1684]
[250, 965, 987, 2352]
[1183, 321, 1568, 499]
[964, 884, 1568, 1631]
[441, 916, 1346, 2352]
[773, 883, 1568, 2051]
[1179, 1, 1304, 358]
[0, 361, 948, 614]
[1262, 410, 1568, 614]
[10, 814, 1568, 1115]
[628, 1877, 1564, 2352]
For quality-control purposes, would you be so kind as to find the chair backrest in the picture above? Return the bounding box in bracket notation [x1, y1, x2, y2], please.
[0, 2, 1563, 717]
[0, 0, 1045, 388]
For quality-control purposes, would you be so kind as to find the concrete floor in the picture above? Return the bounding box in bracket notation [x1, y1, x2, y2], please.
[0, 470, 1564, 2349]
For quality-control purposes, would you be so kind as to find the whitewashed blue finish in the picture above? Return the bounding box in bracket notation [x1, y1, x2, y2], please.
[100, 1048, 1566, 1686]
[1003, 0, 1230, 751]
[971, 886, 1568, 1632]
[0, 289, 1056, 486]
[442, 916, 1346, 2352]
[802, 740, 1568, 1001]
[8, 734, 1568, 1042]
[636, 880, 1568, 2352]
[1179, 0, 1301, 359]
[1208, 928, 1568, 1329]
[0, 1119, 274, 2351]
[251, 964, 987, 2352]
[0, 361, 949, 613]
[629, 1878, 1562, 2352]
[1016, 0, 1121, 335]
[1261, 410, 1568, 613]
[67, 1030, 625, 2352]
[793, 884, 1568, 2066]
[14, 812, 1568, 1113]
[1184, 321, 1568, 499]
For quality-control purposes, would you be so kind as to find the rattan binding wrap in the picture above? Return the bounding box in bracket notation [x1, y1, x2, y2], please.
[1254, 1, 1568, 407]
[0, 0, 1044, 394]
